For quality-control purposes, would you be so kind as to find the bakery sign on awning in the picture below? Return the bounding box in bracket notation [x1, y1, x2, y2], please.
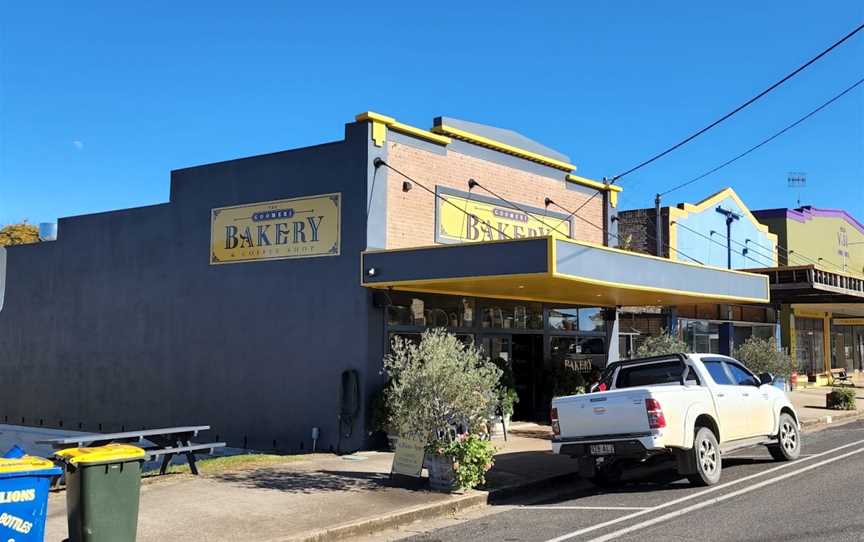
[210, 193, 341, 264]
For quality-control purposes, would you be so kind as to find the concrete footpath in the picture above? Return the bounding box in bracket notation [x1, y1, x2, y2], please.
[40, 423, 578, 542]
[26, 387, 864, 542]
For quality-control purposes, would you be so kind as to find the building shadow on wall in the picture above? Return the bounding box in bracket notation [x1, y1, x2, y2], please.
[211, 468, 395, 493]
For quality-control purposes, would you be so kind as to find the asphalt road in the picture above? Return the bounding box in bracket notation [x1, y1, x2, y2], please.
[398, 420, 864, 542]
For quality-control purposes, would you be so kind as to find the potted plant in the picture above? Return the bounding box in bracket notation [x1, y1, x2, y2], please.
[384, 329, 501, 492]
[489, 357, 518, 436]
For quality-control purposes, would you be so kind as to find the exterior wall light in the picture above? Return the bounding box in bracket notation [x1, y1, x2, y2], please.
[402, 181, 412, 192]
[367, 267, 377, 277]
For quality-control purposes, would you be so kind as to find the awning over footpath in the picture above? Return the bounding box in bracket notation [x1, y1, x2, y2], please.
[362, 237, 770, 306]
[747, 265, 864, 305]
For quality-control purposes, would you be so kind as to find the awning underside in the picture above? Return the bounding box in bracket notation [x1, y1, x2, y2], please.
[362, 237, 770, 307]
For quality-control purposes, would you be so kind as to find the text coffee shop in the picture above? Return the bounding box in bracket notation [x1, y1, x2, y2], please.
[0, 112, 769, 453]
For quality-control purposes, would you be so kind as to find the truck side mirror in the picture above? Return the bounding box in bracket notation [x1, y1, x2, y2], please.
[758, 372, 774, 386]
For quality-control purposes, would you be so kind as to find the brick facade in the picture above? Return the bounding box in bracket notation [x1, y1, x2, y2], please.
[617, 208, 670, 258]
[385, 141, 605, 249]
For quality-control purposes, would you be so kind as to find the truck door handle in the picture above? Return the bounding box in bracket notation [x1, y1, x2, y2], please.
[741, 393, 750, 397]
[717, 393, 725, 397]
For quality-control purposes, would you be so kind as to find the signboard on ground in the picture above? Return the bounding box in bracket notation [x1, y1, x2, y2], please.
[391, 438, 425, 478]
[210, 193, 341, 264]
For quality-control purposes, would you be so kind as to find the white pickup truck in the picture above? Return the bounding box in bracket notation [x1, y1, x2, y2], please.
[551, 353, 801, 486]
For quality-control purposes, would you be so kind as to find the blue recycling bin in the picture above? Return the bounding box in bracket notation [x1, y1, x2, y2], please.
[0, 455, 62, 542]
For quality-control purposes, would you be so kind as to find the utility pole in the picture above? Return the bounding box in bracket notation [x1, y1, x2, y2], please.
[716, 206, 741, 269]
[655, 194, 662, 257]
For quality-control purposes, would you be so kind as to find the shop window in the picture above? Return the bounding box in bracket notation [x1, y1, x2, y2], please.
[386, 292, 475, 328]
[548, 307, 606, 332]
[479, 300, 542, 330]
[795, 317, 824, 375]
[549, 336, 606, 373]
[680, 319, 720, 353]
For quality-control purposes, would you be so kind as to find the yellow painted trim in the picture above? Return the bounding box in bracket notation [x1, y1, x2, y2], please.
[432, 123, 576, 172]
[390, 121, 451, 145]
[670, 187, 779, 266]
[678, 187, 776, 239]
[565, 174, 623, 193]
[667, 207, 688, 262]
[547, 236, 557, 275]
[609, 191, 618, 208]
[355, 111, 451, 147]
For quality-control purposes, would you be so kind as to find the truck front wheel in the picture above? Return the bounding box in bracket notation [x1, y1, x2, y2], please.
[686, 427, 722, 486]
[767, 413, 801, 461]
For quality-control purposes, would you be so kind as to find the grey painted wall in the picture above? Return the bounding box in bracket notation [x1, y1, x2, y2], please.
[0, 122, 384, 453]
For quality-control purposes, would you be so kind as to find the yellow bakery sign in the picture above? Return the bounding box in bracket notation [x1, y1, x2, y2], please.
[210, 193, 340, 264]
[436, 188, 572, 243]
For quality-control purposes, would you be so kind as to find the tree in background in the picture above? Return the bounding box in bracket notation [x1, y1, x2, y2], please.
[635, 330, 690, 357]
[733, 336, 794, 379]
[0, 222, 40, 246]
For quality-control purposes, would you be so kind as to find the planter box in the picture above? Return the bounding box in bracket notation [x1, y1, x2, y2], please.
[425, 453, 457, 492]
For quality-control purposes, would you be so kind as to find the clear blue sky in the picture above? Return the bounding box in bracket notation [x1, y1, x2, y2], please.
[1, 1, 862, 227]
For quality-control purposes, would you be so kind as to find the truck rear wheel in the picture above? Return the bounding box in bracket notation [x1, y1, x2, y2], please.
[686, 427, 722, 486]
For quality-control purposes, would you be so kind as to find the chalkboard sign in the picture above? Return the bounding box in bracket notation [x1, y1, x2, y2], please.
[391, 438, 425, 478]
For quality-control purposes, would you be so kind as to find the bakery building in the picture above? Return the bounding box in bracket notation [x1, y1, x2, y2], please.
[0, 112, 769, 451]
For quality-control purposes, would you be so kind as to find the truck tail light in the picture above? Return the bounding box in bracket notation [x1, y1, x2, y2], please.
[645, 398, 666, 429]
[551, 407, 560, 437]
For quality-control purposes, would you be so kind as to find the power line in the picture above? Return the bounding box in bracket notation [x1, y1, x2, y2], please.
[609, 22, 864, 184]
[545, 198, 705, 265]
[373, 159, 513, 240]
[672, 221, 772, 267]
[659, 75, 864, 196]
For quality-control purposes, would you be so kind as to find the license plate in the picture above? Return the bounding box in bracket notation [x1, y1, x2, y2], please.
[589, 444, 615, 455]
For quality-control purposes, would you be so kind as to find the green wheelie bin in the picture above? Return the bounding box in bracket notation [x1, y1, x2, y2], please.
[55, 444, 146, 542]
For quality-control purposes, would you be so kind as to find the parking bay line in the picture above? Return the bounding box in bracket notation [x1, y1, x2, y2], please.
[584, 446, 864, 542]
[522, 506, 650, 511]
[545, 437, 864, 542]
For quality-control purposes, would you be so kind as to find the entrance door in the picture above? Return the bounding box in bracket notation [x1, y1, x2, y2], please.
[511, 335, 545, 421]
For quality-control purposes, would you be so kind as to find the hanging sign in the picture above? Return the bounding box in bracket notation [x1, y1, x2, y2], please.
[210, 193, 341, 264]
[833, 318, 864, 326]
[435, 188, 572, 244]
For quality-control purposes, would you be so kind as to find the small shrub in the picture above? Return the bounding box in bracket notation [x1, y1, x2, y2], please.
[734, 336, 794, 379]
[429, 433, 496, 490]
[827, 388, 857, 411]
[499, 387, 519, 417]
[635, 330, 689, 357]
[383, 329, 501, 444]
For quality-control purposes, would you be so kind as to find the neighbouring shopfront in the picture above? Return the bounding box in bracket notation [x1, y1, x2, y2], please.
[0, 111, 770, 451]
[754, 206, 864, 379]
[617, 188, 780, 357]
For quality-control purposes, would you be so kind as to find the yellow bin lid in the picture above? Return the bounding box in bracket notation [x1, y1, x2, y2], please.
[0, 455, 57, 474]
[55, 444, 146, 465]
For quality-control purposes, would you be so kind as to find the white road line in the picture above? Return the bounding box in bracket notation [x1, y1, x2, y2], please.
[585, 446, 864, 542]
[544, 438, 864, 542]
[522, 506, 649, 511]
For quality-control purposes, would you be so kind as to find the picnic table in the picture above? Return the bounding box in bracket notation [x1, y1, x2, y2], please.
[37, 425, 226, 476]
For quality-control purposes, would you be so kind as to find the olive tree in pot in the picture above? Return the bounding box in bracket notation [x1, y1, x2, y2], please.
[733, 336, 794, 389]
[384, 329, 501, 492]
